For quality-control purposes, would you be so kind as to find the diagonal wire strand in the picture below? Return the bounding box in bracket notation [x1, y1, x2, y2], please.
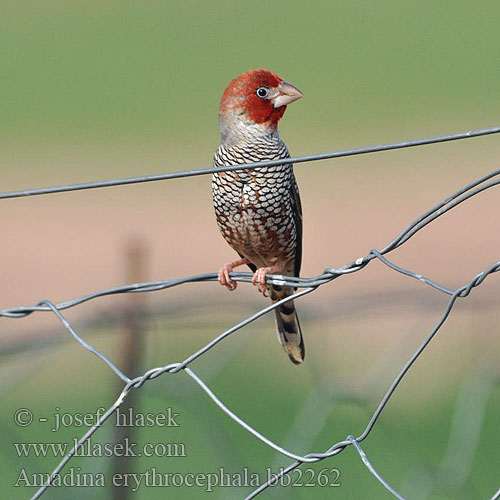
[347, 436, 408, 500]
[1, 126, 498, 500]
[2, 160, 499, 320]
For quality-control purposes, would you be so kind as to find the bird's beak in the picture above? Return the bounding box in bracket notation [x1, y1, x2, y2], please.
[271, 81, 304, 108]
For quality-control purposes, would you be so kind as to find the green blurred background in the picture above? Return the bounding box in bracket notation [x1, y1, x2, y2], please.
[1, 1, 499, 499]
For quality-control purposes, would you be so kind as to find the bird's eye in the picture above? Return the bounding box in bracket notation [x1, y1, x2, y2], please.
[256, 87, 270, 98]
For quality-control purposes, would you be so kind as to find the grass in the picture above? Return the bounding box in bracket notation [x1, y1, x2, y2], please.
[1, 0, 499, 150]
[2, 306, 499, 499]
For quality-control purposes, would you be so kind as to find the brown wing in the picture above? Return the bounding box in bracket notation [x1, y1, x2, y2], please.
[291, 173, 303, 278]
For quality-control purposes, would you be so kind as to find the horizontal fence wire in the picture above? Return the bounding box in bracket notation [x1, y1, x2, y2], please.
[1, 126, 499, 200]
[1, 126, 499, 500]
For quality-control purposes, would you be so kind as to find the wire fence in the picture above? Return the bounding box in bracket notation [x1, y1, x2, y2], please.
[2, 126, 500, 500]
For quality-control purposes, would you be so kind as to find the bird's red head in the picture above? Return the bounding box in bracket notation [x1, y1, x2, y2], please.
[219, 69, 303, 130]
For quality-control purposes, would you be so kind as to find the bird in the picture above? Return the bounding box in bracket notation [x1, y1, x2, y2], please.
[212, 69, 305, 364]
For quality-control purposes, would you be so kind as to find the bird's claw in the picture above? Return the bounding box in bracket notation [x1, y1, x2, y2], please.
[252, 269, 269, 297]
[218, 265, 237, 291]
[218, 258, 250, 291]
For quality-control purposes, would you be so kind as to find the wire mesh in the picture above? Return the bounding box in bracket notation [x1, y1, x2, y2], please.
[1, 126, 499, 499]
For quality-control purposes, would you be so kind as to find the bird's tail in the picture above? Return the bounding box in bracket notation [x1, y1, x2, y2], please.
[270, 285, 305, 364]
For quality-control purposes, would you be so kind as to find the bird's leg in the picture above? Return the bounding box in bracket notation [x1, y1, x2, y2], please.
[252, 262, 284, 297]
[218, 258, 250, 291]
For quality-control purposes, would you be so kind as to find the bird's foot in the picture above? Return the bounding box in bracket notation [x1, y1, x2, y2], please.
[252, 264, 282, 297]
[218, 258, 250, 291]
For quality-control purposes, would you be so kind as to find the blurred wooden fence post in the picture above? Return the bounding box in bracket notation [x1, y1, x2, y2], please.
[112, 237, 148, 500]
